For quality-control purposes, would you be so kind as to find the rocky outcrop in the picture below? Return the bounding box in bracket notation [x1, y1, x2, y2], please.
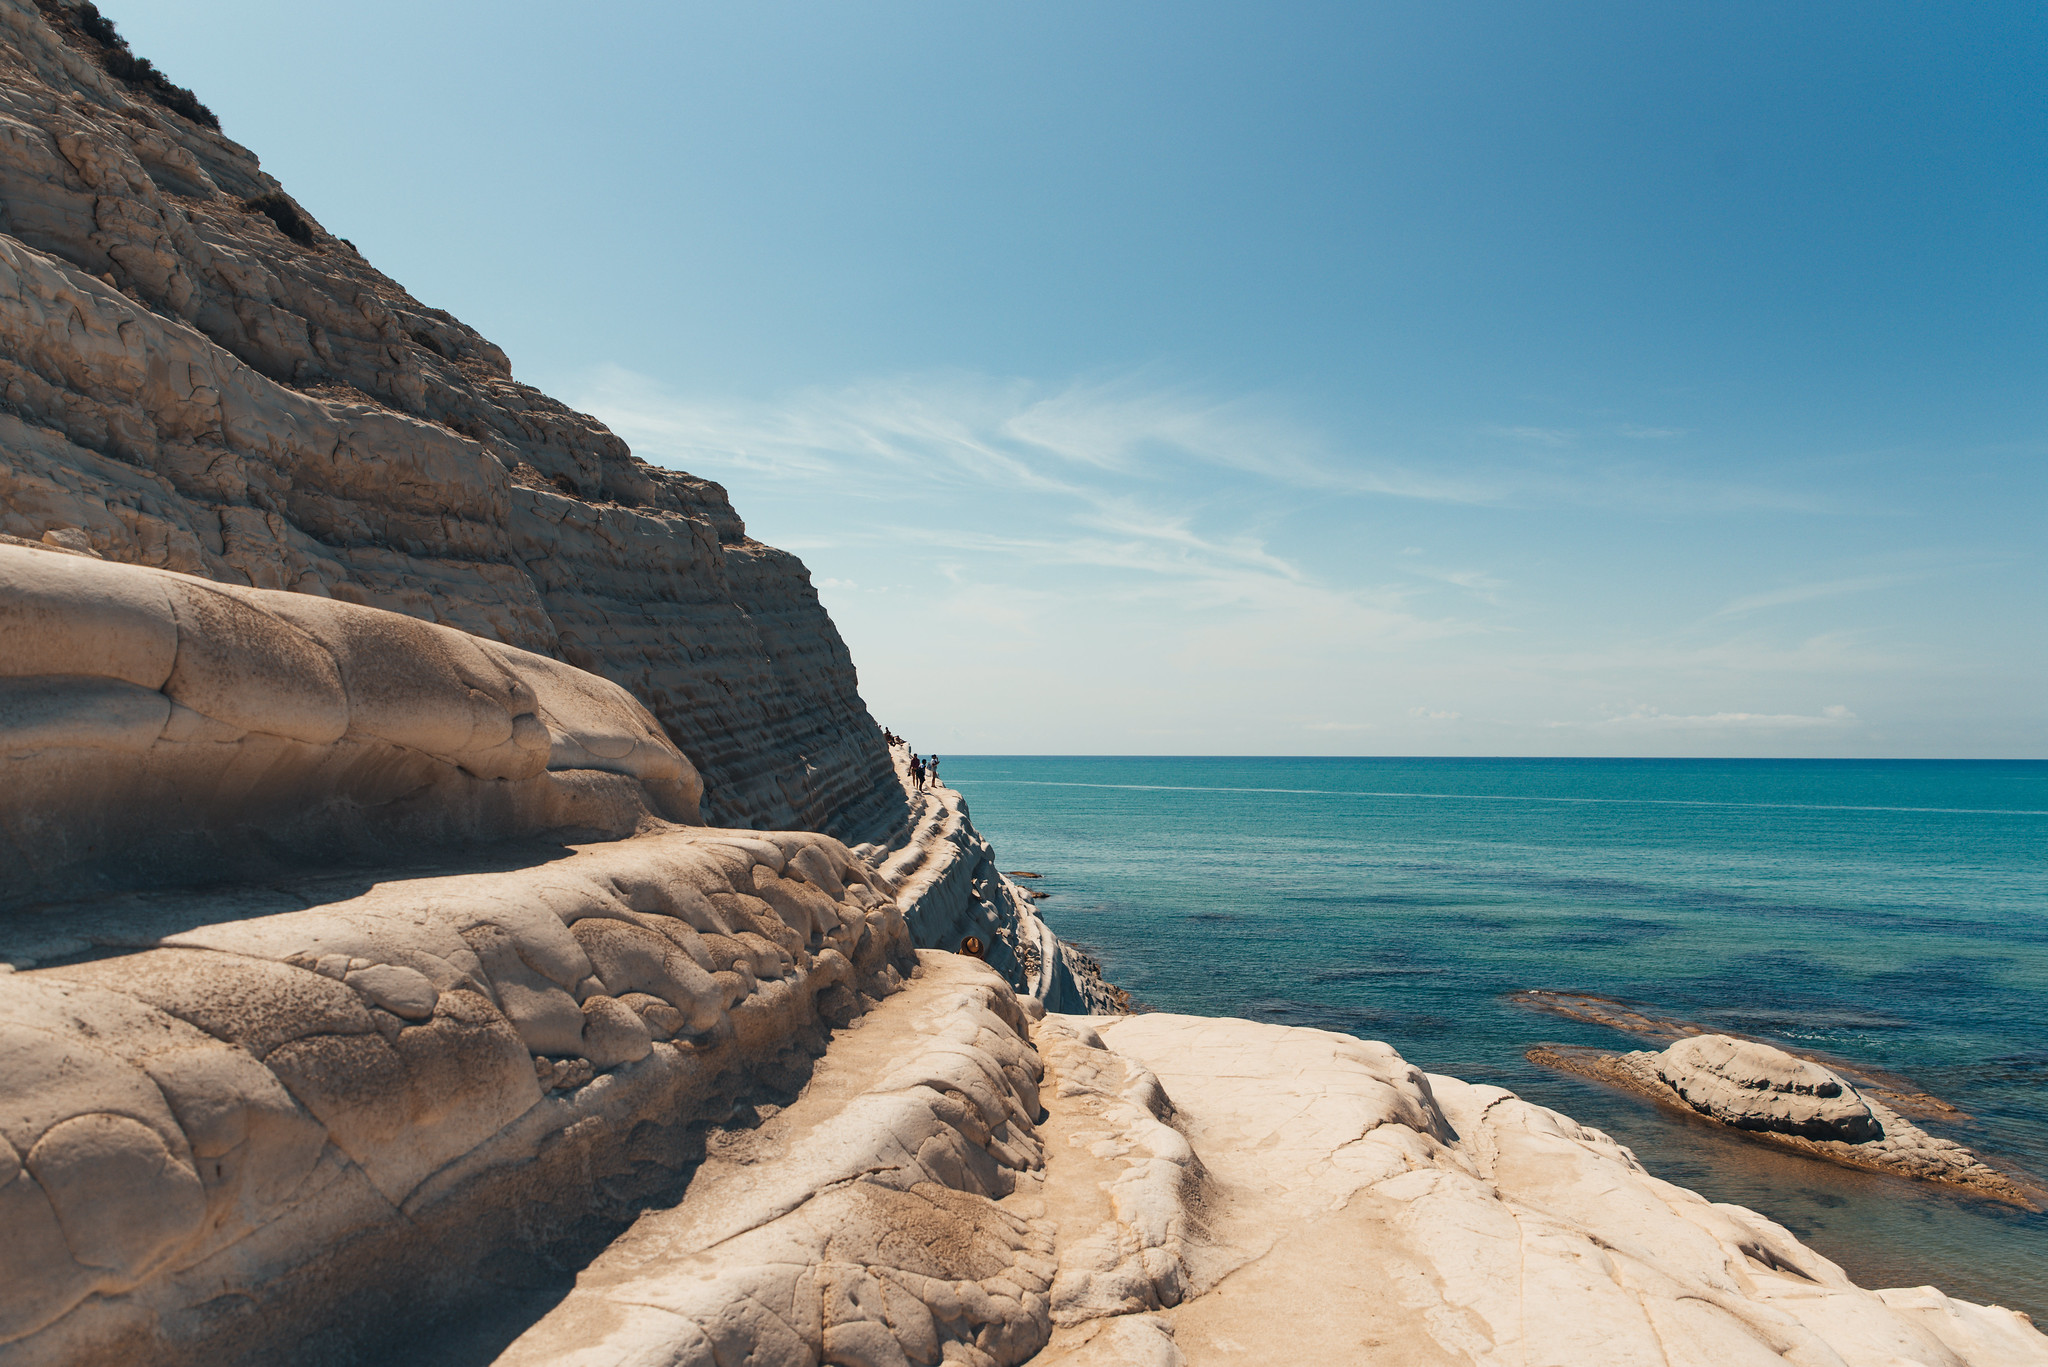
[1030, 1014, 2048, 1367]
[280, 981, 2044, 1367]
[1653, 1034, 1882, 1141]
[866, 765, 1124, 1017]
[0, 502, 1092, 1364]
[0, 0, 1117, 1019]
[498, 955, 1057, 1367]
[0, 543, 698, 905]
[0, 0, 899, 838]
[1531, 1036, 2042, 1209]
[0, 820, 920, 1364]
[490, 1000, 2048, 1367]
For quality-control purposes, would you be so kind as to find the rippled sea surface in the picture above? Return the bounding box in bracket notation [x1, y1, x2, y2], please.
[943, 756, 2048, 1317]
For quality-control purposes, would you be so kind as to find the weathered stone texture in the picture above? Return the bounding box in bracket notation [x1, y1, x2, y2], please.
[0, 545, 699, 905]
[0, 824, 918, 1365]
[0, 0, 903, 837]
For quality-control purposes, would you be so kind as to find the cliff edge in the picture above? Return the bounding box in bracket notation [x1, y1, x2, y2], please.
[0, 0, 895, 838]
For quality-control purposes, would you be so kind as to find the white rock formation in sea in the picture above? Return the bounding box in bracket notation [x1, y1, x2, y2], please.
[1653, 1034, 1883, 1141]
[1, 3, 2043, 1362]
[1524, 1032, 2039, 1207]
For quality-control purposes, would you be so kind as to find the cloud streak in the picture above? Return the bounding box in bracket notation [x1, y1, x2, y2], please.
[1550, 704, 1859, 731]
[575, 364, 1845, 518]
[1712, 574, 1919, 618]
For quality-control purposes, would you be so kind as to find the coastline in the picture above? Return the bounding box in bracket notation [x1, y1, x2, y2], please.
[939, 753, 2048, 1330]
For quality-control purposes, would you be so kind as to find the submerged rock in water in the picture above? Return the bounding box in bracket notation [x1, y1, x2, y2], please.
[1655, 1034, 1883, 1142]
[1528, 1037, 2045, 1210]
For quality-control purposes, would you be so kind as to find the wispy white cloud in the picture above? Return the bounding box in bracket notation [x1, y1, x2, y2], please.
[1711, 573, 1919, 618]
[1407, 564, 1508, 604]
[1550, 703, 1859, 731]
[551, 362, 1975, 756]
[579, 364, 1499, 505]
[576, 364, 1852, 524]
[1516, 628, 1925, 678]
[1617, 424, 1687, 440]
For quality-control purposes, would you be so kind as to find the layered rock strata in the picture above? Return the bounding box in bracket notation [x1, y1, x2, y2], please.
[0, 0, 1115, 1019]
[1531, 1035, 2040, 1209]
[0, 533, 1080, 1365]
[0, 0, 899, 837]
[865, 762, 1123, 1017]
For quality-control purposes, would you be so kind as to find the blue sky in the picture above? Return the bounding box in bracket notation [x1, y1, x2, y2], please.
[121, 1, 2045, 755]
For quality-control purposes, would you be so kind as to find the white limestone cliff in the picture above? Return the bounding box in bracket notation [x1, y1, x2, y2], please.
[0, 4, 2041, 1363]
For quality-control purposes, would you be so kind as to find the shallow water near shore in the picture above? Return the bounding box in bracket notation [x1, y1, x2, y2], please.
[945, 756, 2048, 1319]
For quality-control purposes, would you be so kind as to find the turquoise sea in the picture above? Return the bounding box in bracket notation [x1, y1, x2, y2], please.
[944, 757, 2048, 1318]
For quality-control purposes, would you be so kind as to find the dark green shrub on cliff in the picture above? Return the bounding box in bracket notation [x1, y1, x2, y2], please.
[43, 1, 221, 130]
[243, 193, 316, 245]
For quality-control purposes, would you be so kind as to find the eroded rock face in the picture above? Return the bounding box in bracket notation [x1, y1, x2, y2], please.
[498, 956, 1055, 1367]
[876, 767, 1125, 1016]
[0, 0, 902, 838]
[1654, 1033, 1882, 1142]
[0, 825, 918, 1364]
[0, 543, 700, 905]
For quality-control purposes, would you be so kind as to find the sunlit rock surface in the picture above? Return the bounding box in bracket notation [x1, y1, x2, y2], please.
[1653, 1034, 1883, 1141]
[0, 545, 697, 905]
[1028, 1014, 2048, 1367]
[2, 3, 2042, 1364]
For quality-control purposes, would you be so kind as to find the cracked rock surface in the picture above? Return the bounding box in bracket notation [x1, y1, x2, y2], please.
[1025, 1013, 2048, 1367]
[497, 954, 1058, 1367]
[0, 818, 920, 1364]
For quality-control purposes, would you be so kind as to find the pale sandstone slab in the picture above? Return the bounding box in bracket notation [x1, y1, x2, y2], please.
[0, 545, 698, 907]
[1058, 1013, 2048, 1367]
[1532, 1037, 2038, 1206]
[1655, 1033, 1881, 1140]
[0, 826, 916, 1365]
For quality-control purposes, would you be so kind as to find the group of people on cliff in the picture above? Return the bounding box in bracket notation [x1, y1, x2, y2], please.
[883, 729, 941, 790]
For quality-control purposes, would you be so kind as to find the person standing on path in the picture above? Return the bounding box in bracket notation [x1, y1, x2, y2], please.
[928, 756, 941, 788]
